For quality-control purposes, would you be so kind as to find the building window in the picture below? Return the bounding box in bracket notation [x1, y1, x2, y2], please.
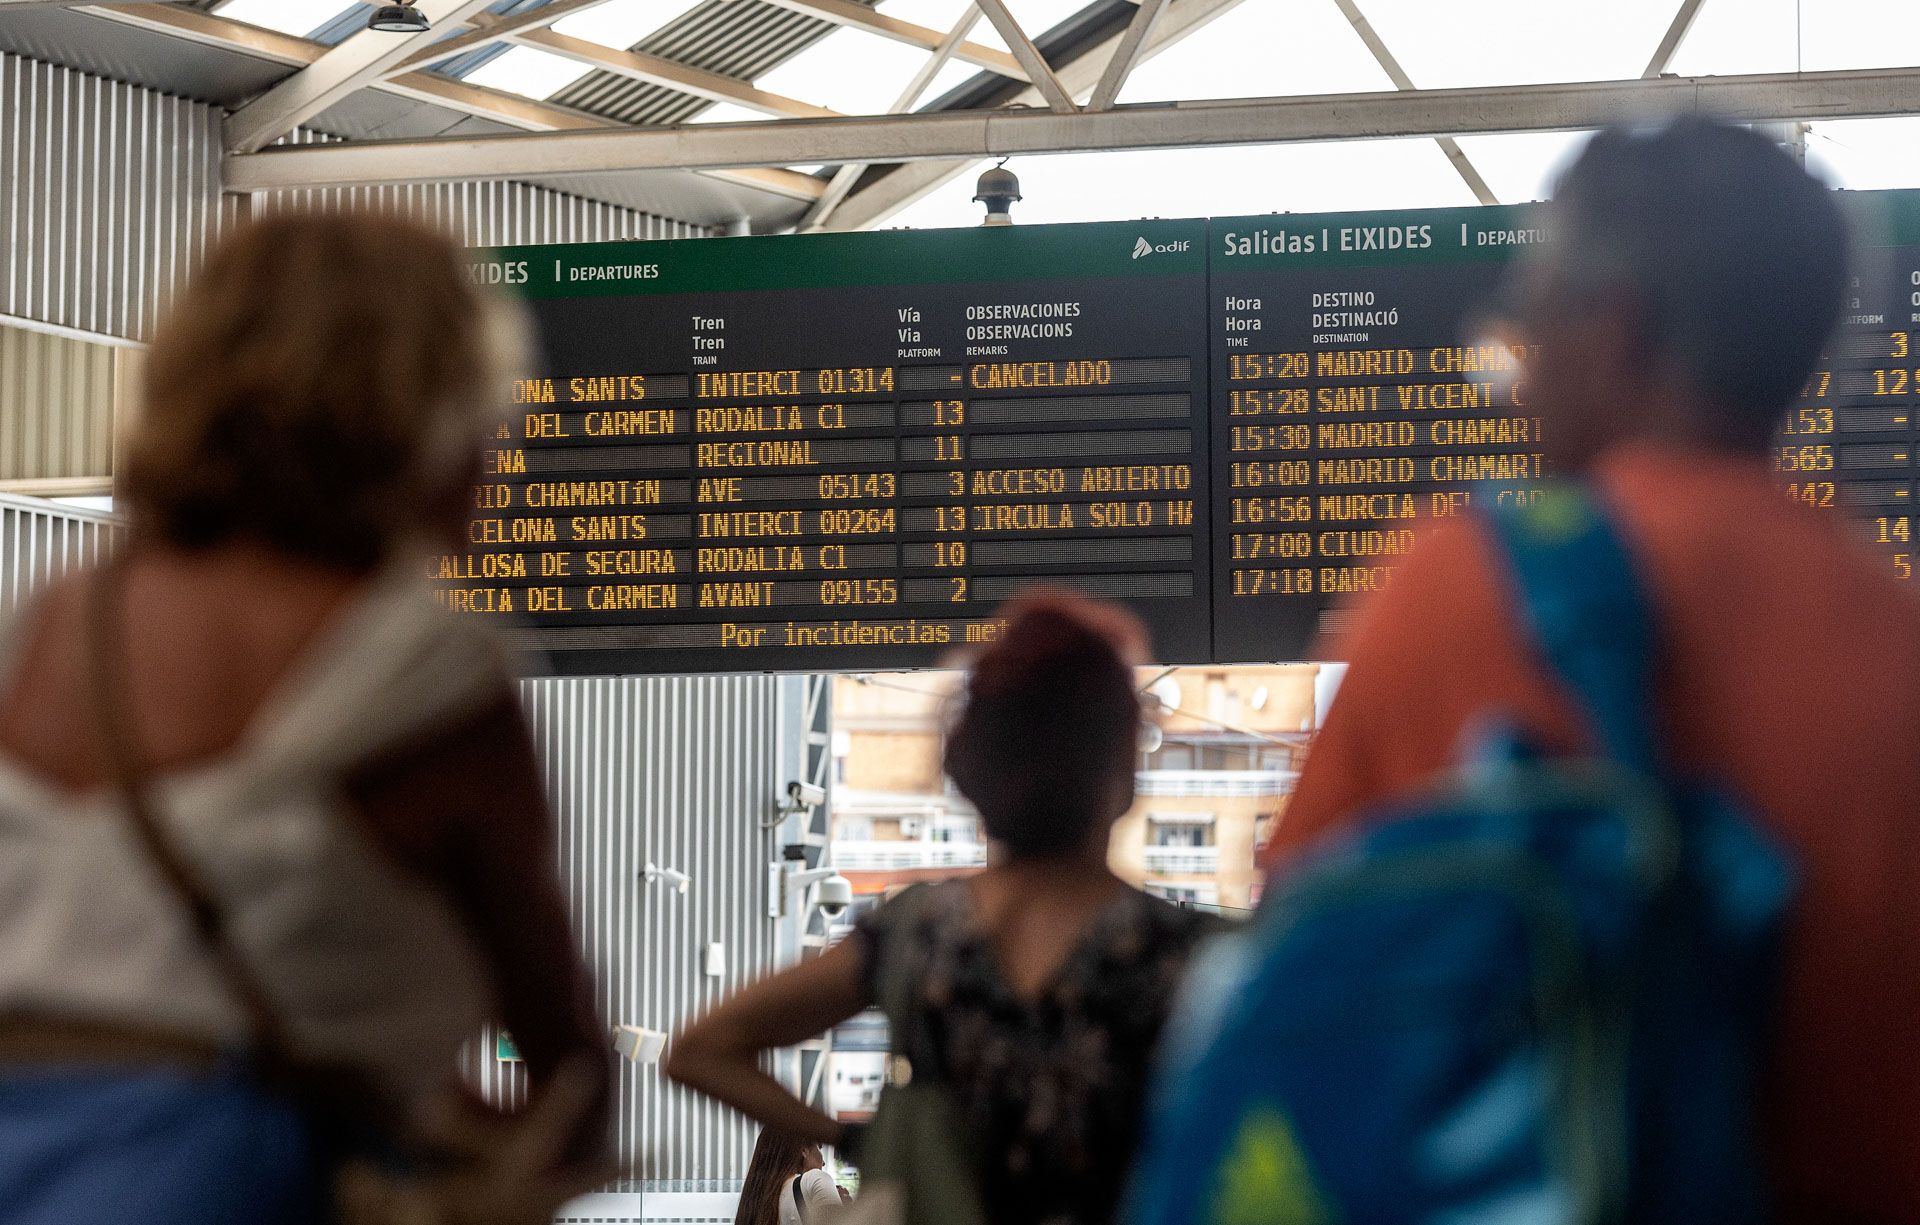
[1145, 882, 1221, 907]
[1150, 744, 1195, 771]
[1146, 812, 1216, 847]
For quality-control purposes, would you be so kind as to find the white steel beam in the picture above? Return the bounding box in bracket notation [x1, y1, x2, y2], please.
[1329, 0, 1496, 205]
[972, 0, 1076, 113]
[801, 5, 982, 231]
[383, 0, 619, 75]
[753, 0, 1025, 81]
[507, 24, 840, 119]
[224, 65, 1920, 192]
[1644, 0, 1708, 77]
[85, 3, 315, 61]
[381, 68, 827, 198]
[1087, 0, 1169, 112]
[224, 0, 501, 152]
[78, 3, 823, 201]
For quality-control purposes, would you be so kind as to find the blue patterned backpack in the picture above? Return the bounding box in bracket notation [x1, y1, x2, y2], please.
[1126, 487, 1795, 1225]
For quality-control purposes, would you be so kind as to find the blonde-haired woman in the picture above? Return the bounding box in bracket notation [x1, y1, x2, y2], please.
[0, 213, 609, 1223]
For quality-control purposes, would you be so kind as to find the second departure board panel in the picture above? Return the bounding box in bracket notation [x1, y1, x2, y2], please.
[1209, 207, 1547, 660]
[1207, 198, 1919, 661]
[455, 221, 1210, 674]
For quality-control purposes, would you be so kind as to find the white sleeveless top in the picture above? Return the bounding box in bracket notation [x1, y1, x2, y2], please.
[0, 563, 506, 1098]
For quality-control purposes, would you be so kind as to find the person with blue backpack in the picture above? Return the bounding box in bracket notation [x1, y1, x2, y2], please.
[1130, 118, 1920, 1225]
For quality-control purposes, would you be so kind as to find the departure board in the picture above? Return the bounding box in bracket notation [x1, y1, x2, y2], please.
[1207, 197, 1919, 660]
[446, 196, 1918, 675]
[449, 221, 1211, 674]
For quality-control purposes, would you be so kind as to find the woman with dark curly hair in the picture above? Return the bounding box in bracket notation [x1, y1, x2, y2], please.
[667, 591, 1219, 1225]
[0, 212, 609, 1223]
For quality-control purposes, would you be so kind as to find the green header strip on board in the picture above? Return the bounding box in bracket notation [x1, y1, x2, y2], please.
[1210, 203, 1549, 270]
[470, 189, 1920, 301]
[475, 217, 1208, 299]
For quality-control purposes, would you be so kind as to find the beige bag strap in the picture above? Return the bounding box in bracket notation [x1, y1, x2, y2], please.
[84, 559, 298, 1066]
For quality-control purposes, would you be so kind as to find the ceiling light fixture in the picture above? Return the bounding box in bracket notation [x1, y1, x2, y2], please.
[974, 160, 1021, 226]
[368, 0, 430, 33]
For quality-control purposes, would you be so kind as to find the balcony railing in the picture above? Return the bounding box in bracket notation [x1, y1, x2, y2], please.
[1144, 845, 1221, 876]
[834, 840, 988, 871]
[1135, 769, 1296, 797]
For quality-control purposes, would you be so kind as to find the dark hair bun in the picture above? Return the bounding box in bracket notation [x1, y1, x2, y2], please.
[945, 590, 1145, 858]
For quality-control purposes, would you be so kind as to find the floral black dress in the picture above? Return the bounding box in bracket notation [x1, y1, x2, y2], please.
[853, 881, 1222, 1225]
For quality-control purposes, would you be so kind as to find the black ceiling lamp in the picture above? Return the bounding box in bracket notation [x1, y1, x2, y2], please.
[973, 159, 1021, 227]
[368, 0, 430, 33]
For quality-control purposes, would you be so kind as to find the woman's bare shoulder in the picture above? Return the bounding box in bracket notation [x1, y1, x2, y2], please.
[0, 553, 372, 790]
[0, 575, 97, 787]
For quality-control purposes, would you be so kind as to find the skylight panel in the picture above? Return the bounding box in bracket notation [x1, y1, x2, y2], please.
[1666, 0, 1799, 76]
[1806, 119, 1920, 191]
[1357, 0, 1675, 89]
[1118, 0, 1392, 104]
[916, 59, 977, 105]
[1789, 0, 1920, 71]
[1451, 132, 1593, 204]
[963, 0, 1094, 53]
[461, 45, 594, 100]
[215, 0, 358, 38]
[889, 139, 1476, 230]
[757, 28, 934, 115]
[876, 0, 974, 29]
[686, 102, 773, 125]
[552, 0, 707, 50]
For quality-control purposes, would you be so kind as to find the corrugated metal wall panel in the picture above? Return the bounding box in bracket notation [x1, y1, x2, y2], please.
[253, 138, 710, 244]
[0, 54, 706, 345]
[0, 322, 116, 481]
[466, 674, 782, 1187]
[0, 52, 226, 343]
[0, 492, 117, 613]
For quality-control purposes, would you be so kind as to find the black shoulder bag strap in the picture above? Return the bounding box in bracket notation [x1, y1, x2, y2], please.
[84, 560, 300, 1069]
[791, 1173, 809, 1222]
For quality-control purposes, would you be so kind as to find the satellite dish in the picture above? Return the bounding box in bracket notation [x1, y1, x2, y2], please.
[1138, 721, 1165, 754]
[1149, 676, 1183, 713]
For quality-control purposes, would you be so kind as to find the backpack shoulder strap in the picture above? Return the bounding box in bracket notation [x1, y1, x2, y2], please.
[791, 1172, 809, 1222]
[1484, 484, 1660, 776]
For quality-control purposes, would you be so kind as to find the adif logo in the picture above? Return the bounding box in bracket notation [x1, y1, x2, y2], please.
[1132, 236, 1192, 259]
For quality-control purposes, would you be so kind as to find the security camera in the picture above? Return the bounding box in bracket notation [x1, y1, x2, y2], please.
[814, 874, 854, 918]
[772, 862, 854, 921]
[643, 863, 692, 895]
[788, 780, 827, 809]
